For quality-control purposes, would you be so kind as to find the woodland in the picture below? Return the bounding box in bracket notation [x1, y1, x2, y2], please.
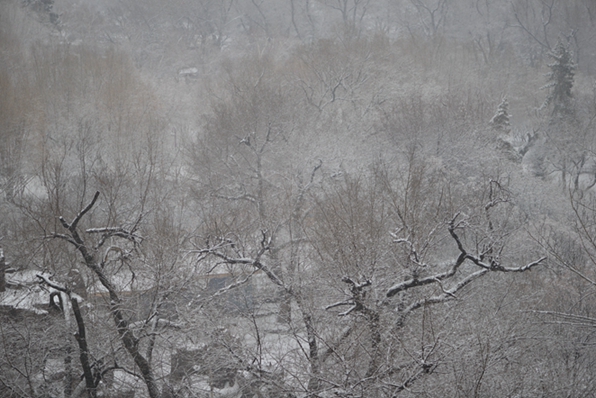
[1, 0, 596, 397]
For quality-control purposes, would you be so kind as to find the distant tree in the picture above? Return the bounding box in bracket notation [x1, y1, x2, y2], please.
[510, 0, 557, 64]
[489, 97, 511, 134]
[541, 38, 576, 121]
[408, 0, 449, 37]
[536, 37, 585, 191]
[318, 0, 371, 33]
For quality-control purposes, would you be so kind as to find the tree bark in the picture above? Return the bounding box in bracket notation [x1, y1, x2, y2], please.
[0, 248, 6, 292]
[71, 297, 97, 398]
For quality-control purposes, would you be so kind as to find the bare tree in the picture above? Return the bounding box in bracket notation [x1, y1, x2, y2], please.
[318, 0, 371, 33]
[48, 192, 162, 397]
[303, 166, 545, 396]
[410, 0, 448, 36]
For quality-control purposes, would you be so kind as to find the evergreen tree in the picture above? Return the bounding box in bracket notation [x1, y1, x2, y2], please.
[541, 39, 575, 120]
[489, 97, 511, 133]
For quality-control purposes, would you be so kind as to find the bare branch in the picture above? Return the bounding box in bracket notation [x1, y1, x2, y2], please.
[395, 268, 489, 328]
[386, 253, 466, 297]
[449, 213, 545, 272]
[49, 233, 78, 247]
[36, 274, 68, 293]
[447, 213, 467, 255]
[338, 305, 359, 317]
[213, 192, 257, 203]
[198, 247, 285, 288]
[86, 227, 143, 244]
[324, 300, 354, 310]
[529, 310, 596, 325]
[70, 191, 100, 232]
[491, 256, 546, 272]
[211, 269, 258, 298]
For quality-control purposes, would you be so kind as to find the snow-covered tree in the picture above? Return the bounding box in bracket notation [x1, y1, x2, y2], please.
[541, 39, 576, 120]
[489, 97, 511, 134]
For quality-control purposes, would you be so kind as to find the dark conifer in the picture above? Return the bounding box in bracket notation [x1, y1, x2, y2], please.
[541, 39, 575, 120]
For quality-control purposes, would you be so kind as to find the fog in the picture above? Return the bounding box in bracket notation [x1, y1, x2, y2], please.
[1, 1, 596, 397]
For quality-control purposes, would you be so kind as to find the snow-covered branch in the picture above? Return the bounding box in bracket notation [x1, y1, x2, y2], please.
[198, 246, 285, 288]
[394, 268, 489, 328]
[213, 192, 257, 203]
[49, 233, 78, 247]
[386, 253, 466, 298]
[86, 227, 143, 242]
[464, 254, 546, 272]
[36, 274, 84, 303]
[324, 300, 354, 310]
[211, 269, 258, 298]
[36, 273, 68, 293]
[392, 237, 426, 267]
[388, 211, 544, 333]
[59, 191, 100, 232]
[128, 318, 183, 330]
[448, 213, 545, 272]
[325, 300, 359, 316]
[326, 277, 373, 318]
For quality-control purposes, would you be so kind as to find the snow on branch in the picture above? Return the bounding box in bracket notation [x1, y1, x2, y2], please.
[48, 232, 78, 247]
[36, 273, 84, 303]
[325, 300, 354, 310]
[326, 277, 372, 316]
[36, 273, 68, 292]
[86, 227, 144, 246]
[448, 213, 545, 272]
[342, 276, 371, 290]
[387, 211, 545, 317]
[386, 253, 466, 298]
[128, 318, 183, 330]
[59, 191, 100, 232]
[464, 254, 546, 272]
[214, 192, 257, 203]
[211, 269, 258, 298]
[392, 237, 428, 267]
[197, 241, 285, 288]
[394, 268, 489, 328]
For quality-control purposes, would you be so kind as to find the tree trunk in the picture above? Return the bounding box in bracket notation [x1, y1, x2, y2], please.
[0, 248, 5, 292]
[364, 309, 381, 378]
[304, 312, 320, 395]
[64, 343, 74, 398]
[71, 296, 97, 397]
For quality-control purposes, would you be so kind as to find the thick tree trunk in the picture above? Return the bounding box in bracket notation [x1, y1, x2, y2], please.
[364, 309, 381, 378]
[0, 248, 6, 292]
[71, 297, 97, 397]
[64, 343, 74, 398]
[304, 313, 320, 394]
